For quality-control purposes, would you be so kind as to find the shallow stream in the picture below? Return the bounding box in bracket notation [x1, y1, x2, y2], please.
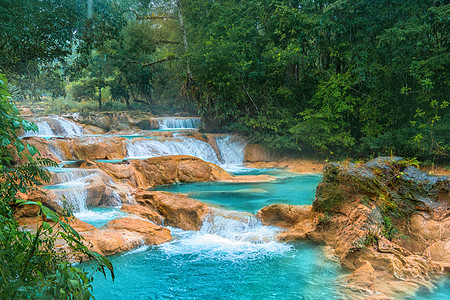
[86, 171, 346, 300]
[26, 115, 448, 299]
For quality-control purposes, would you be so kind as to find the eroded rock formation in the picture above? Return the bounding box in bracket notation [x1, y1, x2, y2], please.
[134, 191, 210, 231]
[81, 155, 232, 188]
[257, 157, 449, 299]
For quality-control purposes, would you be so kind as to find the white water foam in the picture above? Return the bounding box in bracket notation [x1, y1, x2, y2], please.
[74, 208, 125, 226]
[54, 188, 89, 213]
[159, 209, 292, 261]
[126, 137, 221, 165]
[55, 116, 83, 136]
[25, 120, 55, 136]
[126, 135, 248, 172]
[215, 135, 248, 171]
[50, 168, 98, 185]
[157, 118, 201, 130]
[23, 116, 83, 137]
[45, 169, 99, 212]
[121, 244, 150, 256]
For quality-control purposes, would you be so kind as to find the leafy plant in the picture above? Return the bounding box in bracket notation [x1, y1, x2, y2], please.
[0, 74, 113, 299]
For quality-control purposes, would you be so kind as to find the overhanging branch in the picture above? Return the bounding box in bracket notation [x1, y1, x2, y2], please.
[122, 9, 177, 21]
[126, 55, 179, 68]
[142, 55, 178, 67]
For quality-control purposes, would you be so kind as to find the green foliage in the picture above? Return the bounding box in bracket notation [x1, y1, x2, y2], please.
[184, 0, 449, 161]
[0, 74, 113, 299]
[290, 71, 360, 154]
[72, 81, 99, 102]
[381, 215, 397, 241]
[363, 231, 379, 247]
[45, 98, 99, 115]
[1, 0, 125, 101]
[3, 0, 449, 160]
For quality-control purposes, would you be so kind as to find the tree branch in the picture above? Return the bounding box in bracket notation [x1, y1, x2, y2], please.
[133, 99, 150, 105]
[122, 9, 177, 20]
[142, 55, 179, 67]
[137, 15, 177, 20]
[157, 40, 182, 45]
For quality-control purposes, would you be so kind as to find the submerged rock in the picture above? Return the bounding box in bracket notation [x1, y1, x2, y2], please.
[257, 157, 449, 299]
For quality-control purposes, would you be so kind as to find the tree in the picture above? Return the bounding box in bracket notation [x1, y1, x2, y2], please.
[0, 0, 125, 101]
[182, 0, 449, 160]
[0, 73, 113, 298]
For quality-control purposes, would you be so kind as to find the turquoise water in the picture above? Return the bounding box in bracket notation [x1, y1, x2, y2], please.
[81, 171, 449, 299]
[152, 173, 321, 213]
[408, 277, 450, 300]
[87, 235, 344, 300]
[85, 172, 348, 299]
[74, 207, 127, 228]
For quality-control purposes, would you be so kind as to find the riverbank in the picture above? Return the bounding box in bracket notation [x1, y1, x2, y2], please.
[14, 113, 449, 299]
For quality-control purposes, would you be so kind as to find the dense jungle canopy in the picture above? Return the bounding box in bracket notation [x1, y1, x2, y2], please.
[0, 0, 449, 161]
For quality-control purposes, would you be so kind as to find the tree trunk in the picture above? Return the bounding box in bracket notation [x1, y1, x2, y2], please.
[177, 0, 193, 86]
[124, 96, 131, 109]
[98, 83, 102, 110]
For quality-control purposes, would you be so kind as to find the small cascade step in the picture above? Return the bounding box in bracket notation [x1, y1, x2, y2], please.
[23, 116, 83, 137]
[126, 136, 221, 165]
[157, 117, 201, 129]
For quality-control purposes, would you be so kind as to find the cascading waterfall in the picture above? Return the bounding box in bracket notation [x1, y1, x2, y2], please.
[56, 189, 89, 213]
[55, 116, 83, 136]
[44, 169, 99, 213]
[160, 209, 291, 260]
[126, 137, 221, 165]
[23, 116, 83, 137]
[126, 134, 248, 171]
[157, 118, 201, 129]
[50, 168, 99, 185]
[47, 143, 67, 161]
[215, 135, 247, 169]
[22, 120, 55, 137]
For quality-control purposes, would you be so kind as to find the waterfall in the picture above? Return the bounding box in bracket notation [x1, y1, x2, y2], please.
[200, 210, 279, 243]
[54, 189, 89, 213]
[45, 168, 98, 212]
[27, 120, 55, 136]
[126, 137, 221, 165]
[23, 116, 83, 137]
[47, 142, 68, 161]
[159, 209, 291, 260]
[157, 118, 201, 129]
[50, 168, 99, 185]
[215, 135, 247, 170]
[55, 116, 83, 136]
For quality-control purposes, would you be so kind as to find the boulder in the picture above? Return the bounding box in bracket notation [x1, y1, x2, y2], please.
[423, 240, 450, 264]
[134, 191, 210, 230]
[83, 125, 106, 135]
[121, 204, 163, 225]
[258, 204, 312, 227]
[73, 112, 160, 131]
[87, 155, 232, 189]
[258, 157, 449, 298]
[82, 217, 171, 256]
[257, 204, 314, 240]
[23, 137, 63, 162]
[72, 136, 127, 160]
[19, 107, 33, 116]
